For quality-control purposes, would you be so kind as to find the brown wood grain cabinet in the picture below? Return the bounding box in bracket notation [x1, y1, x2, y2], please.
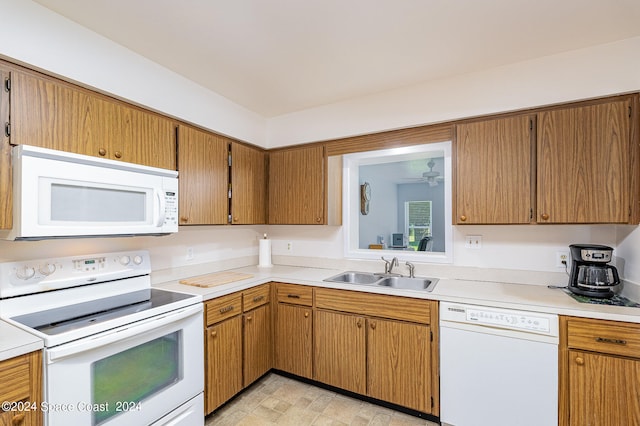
[274, 283, 313, 378]
[230, 142, 267, 224]
[560, 316, 640, 425]
[537, 99, 633, 223]
[10, 70, 176, 170]
[268, 145, 325, 224]
[177, 124, 229, 225]
[455, 115, 535, 224]
[314, 287, 438, 415]
[204, 285, 272, 414]
[0, 66, 11, 230]
[0, 351, 42, 426]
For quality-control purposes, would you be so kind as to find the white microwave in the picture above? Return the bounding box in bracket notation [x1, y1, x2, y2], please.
[7, 145, 178, 240]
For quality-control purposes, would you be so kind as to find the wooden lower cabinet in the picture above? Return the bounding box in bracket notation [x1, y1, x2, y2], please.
[561, 316, 640, 425]
[313, 310, 366, 394]
[243, 303, 272, 387]
[274, 303, 313, 378]
[205, 315, 243, 413]
[313, 287, 437, 415]
[0, 350, 42, 426]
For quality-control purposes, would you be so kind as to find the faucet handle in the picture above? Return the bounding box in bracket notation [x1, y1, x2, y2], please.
[381, 256, 391, 274]
[405, 261, 415, 278]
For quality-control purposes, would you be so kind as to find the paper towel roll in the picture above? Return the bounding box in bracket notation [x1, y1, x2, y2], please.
[258, 238, 272, 267]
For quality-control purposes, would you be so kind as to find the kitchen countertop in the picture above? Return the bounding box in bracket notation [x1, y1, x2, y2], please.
[0, 320, 44, 362]
[155, 264, 640, 324]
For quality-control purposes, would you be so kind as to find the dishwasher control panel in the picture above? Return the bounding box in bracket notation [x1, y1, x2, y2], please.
[466, 308, 551, 333]
[440, 302, 559, 337]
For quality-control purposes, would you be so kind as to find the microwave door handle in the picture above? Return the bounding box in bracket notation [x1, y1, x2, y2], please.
[154, 189, 166, 227]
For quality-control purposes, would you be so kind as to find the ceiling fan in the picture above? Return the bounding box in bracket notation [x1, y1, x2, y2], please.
[401, 159, 444, 187]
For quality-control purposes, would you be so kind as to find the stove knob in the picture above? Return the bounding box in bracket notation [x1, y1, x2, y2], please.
[39, 263, 56, 276]
[119, 255, 131, 266]
[15, 265, 36, 280]
[133, 255, 143, 265]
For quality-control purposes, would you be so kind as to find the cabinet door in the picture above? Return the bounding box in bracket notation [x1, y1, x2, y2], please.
[11, 70, 175, 169]
[456, 115, 534, 224]
[274, 303, 312, 378]
[268, 145, 325, 224]
[569, 349, 640, 425]
[367, 318, 431, 413]
[0, 67, 10, 229]
[230, 142, 266, 224]
[177, 125, 229, 225]
[243, 304, 272, 387]
[313, 310, 366, 394]
[538, 100, 630, 223]
[205, 316, 243, 414]
[0, 351, 42, 426]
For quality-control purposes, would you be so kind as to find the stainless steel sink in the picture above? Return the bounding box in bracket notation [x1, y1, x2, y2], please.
[377, 276, 438, 291]
[323, 271, 383, 285]
[324, 271, 438, 292]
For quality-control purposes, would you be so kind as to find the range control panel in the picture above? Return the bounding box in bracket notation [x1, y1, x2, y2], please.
[0, 251, 150, 298]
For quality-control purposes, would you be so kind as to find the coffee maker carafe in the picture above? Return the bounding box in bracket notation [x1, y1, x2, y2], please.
[568, 244, 620, 298]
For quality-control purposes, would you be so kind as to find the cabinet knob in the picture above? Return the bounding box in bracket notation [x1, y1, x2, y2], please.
[211, 330, 217, 338]
[575, 356, 584, 366]
[114, 151, 122, 159]
[459, 215, 467, 222]
[370, 321, 376, 330]
[11, 413, 25, 425]
[246, 315, 252, 321]
[180, 217, 189, 223]
[98, 148, 107, 156]
[304, 312, 310, 318]
[315, 217, 322, 223]
[541, 213, 550, 221]
[233, 217, 239, 222]
[356, 319, 362, 328]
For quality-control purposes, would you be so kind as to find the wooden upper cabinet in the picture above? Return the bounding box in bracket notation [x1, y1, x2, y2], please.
[177, 125, 229, 225]
[268, 144, 325, 224]
[10, 70, 176, 169]
[230, 142, 266, 224]
[456, 115, 535, 224]
[537, 99, 632, 223]
[0, 67, 11, 230]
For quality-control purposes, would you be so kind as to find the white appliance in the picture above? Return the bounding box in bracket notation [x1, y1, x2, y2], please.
[439, 302, 559, 426]
[7, 145, 178, 240]
[0, 251, 204, 426]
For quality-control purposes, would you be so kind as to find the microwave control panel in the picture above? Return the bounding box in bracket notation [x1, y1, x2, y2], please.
[164, 191, 178, 226]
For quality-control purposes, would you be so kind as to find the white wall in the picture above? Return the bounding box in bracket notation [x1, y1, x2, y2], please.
[267, 36, 640, 147]
[0, 0, 266, 146]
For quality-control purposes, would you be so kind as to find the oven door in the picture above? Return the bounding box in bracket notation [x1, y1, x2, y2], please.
[43, 304, 203, 426]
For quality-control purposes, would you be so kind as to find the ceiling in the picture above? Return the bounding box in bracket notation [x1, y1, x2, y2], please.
[33, 0, 640, 118]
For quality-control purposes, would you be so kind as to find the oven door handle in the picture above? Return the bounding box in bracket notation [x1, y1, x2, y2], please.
[46, 304, 202, 363]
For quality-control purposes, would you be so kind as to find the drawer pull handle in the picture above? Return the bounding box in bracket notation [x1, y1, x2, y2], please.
[287, 294, 300, 299]
[253, 295, 265, 303]
[595, 337, 627, 345]
[219, 305, 234, 314]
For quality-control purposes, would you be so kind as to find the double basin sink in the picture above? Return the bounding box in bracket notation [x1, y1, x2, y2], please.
[323, 271, 438, 292]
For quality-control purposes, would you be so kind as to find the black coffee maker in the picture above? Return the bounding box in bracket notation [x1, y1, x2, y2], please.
[568, 244, 620, 298]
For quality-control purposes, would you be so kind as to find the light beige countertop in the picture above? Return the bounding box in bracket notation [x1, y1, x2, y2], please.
[155, 264, 640, 324]
[0, 320, 44, 362]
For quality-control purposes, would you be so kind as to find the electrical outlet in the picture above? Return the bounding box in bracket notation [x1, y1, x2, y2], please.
[286, 242, 293, 252]
[556, 251, 570, 268]
[464, 235, 482, 249]
[186, 247, 194, 260]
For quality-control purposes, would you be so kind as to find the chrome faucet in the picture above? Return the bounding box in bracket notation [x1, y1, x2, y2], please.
[382, 256, 399, 274]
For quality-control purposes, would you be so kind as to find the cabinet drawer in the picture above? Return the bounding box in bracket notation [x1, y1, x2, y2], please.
[567, 317, 640, 358]
[276, 283, 313, 306]
[205, 293, 242, 326]
[315, 288, 431, 324]
[0, 354, 31, 403]
[243, 284, 270, 312]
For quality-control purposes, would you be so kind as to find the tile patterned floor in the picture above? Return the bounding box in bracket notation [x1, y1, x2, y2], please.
[205, 373, 439, 426]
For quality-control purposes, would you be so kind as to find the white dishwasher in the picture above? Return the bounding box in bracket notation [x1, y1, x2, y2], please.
[439, 302, 559, 426]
